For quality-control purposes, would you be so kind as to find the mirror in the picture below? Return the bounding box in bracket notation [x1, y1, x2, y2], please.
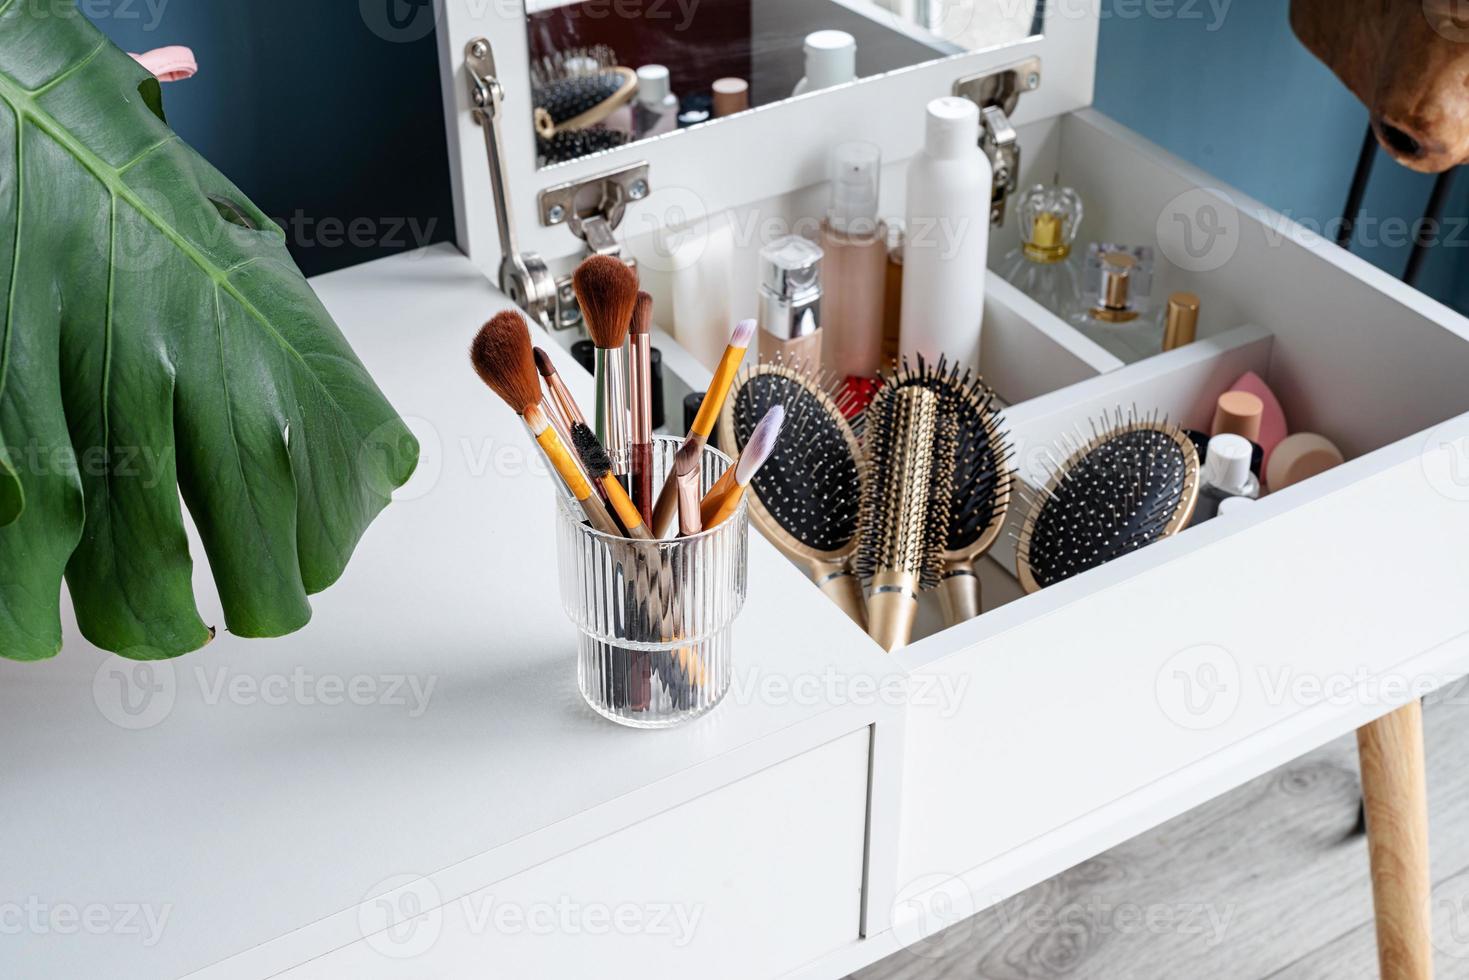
[525, 0, 1042, 166]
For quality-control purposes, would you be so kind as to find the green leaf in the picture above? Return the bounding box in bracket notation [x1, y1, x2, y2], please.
[0, 1, 419, 662]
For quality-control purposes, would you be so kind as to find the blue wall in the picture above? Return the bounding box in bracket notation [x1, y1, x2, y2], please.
[93, 0, 454, 278]
[90, 1, 1468, 314]
[1093, 1, 1469, 316]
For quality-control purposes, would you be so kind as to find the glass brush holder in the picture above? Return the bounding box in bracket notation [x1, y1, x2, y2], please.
[556, 436, 749, 728]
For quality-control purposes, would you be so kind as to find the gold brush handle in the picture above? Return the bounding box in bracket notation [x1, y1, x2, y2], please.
[811, 561, 868, 631]
[937, 560, 981, 627]
[866, 570, 920, 653]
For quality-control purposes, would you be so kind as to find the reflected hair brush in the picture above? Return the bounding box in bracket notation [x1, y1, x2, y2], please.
[857, 385, 956, 652]
[877, 356, 1014, 626]
[1017, 408, 1201, 594]
[531, 45, 637, 139]
[717, 359, 868, 628]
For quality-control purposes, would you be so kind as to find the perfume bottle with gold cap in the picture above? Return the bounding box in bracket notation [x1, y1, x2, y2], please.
[998, 184, 1085, 317]
[1069, 244, 1164, 363]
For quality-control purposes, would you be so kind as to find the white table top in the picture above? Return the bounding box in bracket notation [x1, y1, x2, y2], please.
[0, 245, 894, 979]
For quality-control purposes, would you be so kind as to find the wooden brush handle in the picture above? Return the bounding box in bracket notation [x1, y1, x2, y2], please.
[811, 562, 867, 630]
[937, 561, 981, 626]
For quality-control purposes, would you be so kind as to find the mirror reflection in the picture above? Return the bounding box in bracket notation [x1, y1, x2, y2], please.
[526, 0, 1042, 166]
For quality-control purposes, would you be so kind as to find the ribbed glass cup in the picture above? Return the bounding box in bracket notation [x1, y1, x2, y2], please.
[556, 437, 749, 728]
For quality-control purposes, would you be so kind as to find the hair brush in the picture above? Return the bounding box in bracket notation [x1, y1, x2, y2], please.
[717, 360, 868, 628]
[531, 45, 637, 139]
[1016, 409, 1201, 594]
[858, 385, 956, 652]
[538, 127, 629, 167]
[877, 357, 1014, 625]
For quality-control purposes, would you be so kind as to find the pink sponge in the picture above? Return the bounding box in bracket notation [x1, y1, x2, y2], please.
[1228, 371, 1287, 469]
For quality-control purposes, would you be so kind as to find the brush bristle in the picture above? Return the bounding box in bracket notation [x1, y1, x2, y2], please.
[533, 346, 557, 379]
[736, 405, 784, 485]
[880, 356, 1014, 553]
[470, 311, 542, 415]
[573, 255, 638, 349]
[631, 292, 654, 337]
[856, 386, 952, 589]
[730, 318, 757, 350]
[728, 363, 863, 556]
[570, 422, 612, 479]
[1018, 409, 1199, 589]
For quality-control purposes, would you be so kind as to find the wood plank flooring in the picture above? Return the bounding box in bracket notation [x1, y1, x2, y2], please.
[854, 683, 1469, 980]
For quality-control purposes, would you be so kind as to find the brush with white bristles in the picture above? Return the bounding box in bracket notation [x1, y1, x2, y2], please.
[700, 404, 784, 528]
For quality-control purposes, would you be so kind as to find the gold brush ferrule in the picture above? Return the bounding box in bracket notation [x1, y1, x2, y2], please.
[867, 569, 921, 653]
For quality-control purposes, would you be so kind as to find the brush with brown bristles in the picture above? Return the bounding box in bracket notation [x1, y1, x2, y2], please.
[573, 255, 640, 493]
[471, 310, 622, 537]
[629, 291, 656, 525]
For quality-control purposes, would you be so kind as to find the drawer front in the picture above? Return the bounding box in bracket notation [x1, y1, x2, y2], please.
[278, 728, 870, 979]
[897, 425, 1469, 911]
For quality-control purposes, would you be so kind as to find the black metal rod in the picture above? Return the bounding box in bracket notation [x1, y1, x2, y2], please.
[1337, 124, 1379, 248]
[1404, 169, 1457, 289]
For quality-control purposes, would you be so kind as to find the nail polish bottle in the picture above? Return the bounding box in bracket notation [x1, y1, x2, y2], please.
[1069, 246, 1163, 363]
[998, 184, 1085, 318]
[1190, 434, 1261, 526]
[821, 141, 888, 380]
[757, 235, 825, 370]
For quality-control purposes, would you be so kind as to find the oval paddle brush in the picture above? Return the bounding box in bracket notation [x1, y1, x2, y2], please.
[717, 361, 868, 628]
[857, 385, 955, 652]
[1016, 409, 1201, 594]
[878, 357, 1014, 626]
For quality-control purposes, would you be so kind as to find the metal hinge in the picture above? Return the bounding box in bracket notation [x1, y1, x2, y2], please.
[464, 38, 650, 331]
[953, 56, 1041, 226]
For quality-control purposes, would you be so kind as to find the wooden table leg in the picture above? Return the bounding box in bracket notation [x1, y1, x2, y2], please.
[1358, 699, 1434, 980]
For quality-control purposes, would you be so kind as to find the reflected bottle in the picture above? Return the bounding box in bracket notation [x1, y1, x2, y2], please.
[998, 184, 1085, 318]
[821, 141, 888, 380]
[1069, 246, 1163, 363]
[792, 31, 857, 96]
[633, 65, 679, 139]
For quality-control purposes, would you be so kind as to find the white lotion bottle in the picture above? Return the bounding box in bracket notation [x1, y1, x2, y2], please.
[792, 31, 856, 96]
[900, 97, 993, 371]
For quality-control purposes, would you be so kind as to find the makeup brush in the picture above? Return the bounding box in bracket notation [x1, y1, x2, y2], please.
[470, 311, 622, 537]
[702, 404, 784, 528]
[878, 357, 1015, 625]
[1016, 409, 1200, 593]
[652, 318, 758, 537]
[718, 360, 868, 628]
[571, 423, 653, 540]
[534, 347, 590, 428]
[629, 292, 656, 525]
[857, 385, 955, 653]
[573, 255, 640, 493]
[674, 440, 705, 538]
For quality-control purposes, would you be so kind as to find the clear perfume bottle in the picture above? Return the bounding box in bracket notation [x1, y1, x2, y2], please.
[1069, 245, 1164, 363]
[998, 184, 1085, 317]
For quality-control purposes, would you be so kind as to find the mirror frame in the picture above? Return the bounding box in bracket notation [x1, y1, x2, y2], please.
[436, 0, 1099, 281]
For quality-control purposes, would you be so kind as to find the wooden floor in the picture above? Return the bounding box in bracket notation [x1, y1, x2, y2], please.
[854, 685, 1469, 980]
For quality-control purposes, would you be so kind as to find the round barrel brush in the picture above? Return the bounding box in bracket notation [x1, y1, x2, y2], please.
[857, 385, 955, 652]
[573, 256, 640, 492]
[1016, 409, 1201, 593]
[878, 357, 1015, 625]
[717, 361, 868, 628]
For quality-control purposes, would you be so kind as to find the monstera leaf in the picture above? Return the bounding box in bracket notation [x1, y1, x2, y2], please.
[0, 2, 419, 661]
